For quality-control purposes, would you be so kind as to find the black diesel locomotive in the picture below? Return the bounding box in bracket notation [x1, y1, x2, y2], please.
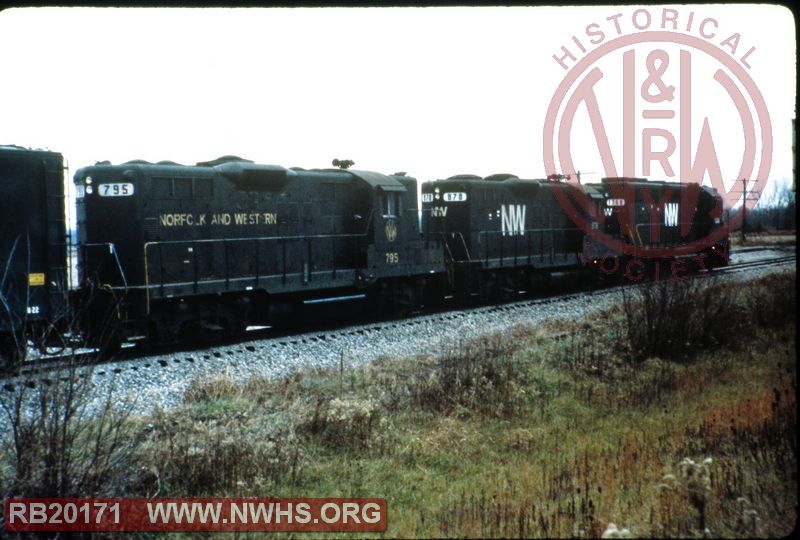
[74, 157, 442, 347]
[422, 174, 585, 299]
[1, 146, 729, 367]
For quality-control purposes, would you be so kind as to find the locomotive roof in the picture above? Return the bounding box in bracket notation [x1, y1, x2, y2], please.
[426, 174, 719, 196]
[348, 169, 406, 191]
[0, 144, 61, 157]
[585, 177, 721, 197]
[425, 175, 548, 187]
[74, 159, 407, 192]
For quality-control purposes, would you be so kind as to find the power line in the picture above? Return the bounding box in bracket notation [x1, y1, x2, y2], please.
[729, 178, 761, 242]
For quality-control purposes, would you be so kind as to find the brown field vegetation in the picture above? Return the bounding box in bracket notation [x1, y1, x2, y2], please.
[1, 270, 796, 538]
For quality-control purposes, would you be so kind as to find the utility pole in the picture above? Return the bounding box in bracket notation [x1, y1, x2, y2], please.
[736, 178, 760, 244]
[742, 177, 747, 243]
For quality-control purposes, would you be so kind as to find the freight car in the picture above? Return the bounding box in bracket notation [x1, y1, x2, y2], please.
[0, 146, 68, 364]
[73, 157, 443, 349]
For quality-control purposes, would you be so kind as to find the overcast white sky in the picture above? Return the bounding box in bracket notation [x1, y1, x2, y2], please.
[0, 5, 795, 207]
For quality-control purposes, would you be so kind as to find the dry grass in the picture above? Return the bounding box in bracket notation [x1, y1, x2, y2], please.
[427, 326, 795, 537]
[621, 272, 796, 362]
[151, 264, 800, 538]
[130, 271, 794, 537]
[729, 231, 796, 247]
[131, 371, 307, 496]
[2, 271, 794, 538]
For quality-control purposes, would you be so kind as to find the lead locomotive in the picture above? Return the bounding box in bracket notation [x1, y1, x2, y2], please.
[73, 156, 442, 349]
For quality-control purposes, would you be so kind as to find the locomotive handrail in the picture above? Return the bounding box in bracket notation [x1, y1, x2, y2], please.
[142, 230, 374, 314]
[81, 242, 128, 289]
[437, 232, 471, 264]
[143, 231, 371, 247]
[633, 224, 645, 257]
[478, 226, 580, 235]
[477, 227, 581, 267]
[364, 209, 375, 238]
[456, 233, 471, 262]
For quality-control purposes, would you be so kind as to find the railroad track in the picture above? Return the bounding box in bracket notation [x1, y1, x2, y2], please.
[716, 254, 795, 274]
[3, 251, 795, 386]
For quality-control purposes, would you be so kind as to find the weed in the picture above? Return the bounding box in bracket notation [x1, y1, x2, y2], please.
[0, 365, 137, 500]
[406, 332, 532, 417]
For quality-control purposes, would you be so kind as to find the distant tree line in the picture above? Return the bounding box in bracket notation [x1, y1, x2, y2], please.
[729, 181, 796, 232]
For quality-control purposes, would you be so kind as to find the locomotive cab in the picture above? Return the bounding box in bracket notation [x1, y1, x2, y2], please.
[354, 171, 434, 276]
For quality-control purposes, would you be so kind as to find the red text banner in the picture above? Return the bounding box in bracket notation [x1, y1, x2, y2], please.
[4, 497, 387, 533]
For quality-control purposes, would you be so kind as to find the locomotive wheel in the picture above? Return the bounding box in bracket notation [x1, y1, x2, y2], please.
[221, 305, 247, 335]
[481, 274, 510, 302]
[383, 281, 422, 317]
[394, 286, 416, 317]
[528, 272, 550, 295]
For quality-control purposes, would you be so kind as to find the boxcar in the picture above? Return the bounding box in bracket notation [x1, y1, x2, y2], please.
[0, 145, 68, 364]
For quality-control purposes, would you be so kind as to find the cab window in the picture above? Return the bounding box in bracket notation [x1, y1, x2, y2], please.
[382, 191, 399, 217]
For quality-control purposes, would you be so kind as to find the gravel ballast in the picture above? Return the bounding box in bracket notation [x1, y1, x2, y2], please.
[2, 248, 795, 425]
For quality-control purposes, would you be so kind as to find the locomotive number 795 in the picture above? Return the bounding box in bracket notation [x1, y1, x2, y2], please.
[98, 183, 135, 197]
